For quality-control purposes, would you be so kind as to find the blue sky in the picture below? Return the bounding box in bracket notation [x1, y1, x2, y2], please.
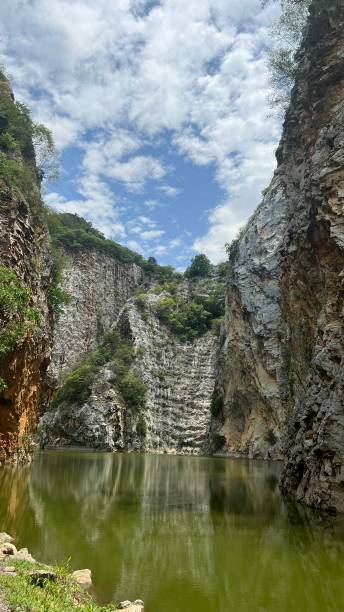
[0, 0, 281, 269]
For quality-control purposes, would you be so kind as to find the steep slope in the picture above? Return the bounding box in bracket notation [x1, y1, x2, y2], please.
[39, 280, 220, 454]
[0, 77, 53, 461]
[50, 248, 142, 382]
[119, 292, 218, 454]
[215, 1, 344, 511]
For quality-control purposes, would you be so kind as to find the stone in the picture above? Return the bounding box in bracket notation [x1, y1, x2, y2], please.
[2, 567, 16, 573]
[29, 570, 57, 587]
[0, 534, 14, 545]
[1, 543, 17, 556]
[72, 569, 92, 590]
[13, 548, 36, 563]
[118, 602, 133, 609]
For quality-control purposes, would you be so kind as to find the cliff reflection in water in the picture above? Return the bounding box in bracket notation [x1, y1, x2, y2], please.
[1, 452, 344, 612]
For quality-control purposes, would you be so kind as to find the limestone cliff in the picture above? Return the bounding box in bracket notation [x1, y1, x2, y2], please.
[49, 248, 142, 382]
[0, 78, 53, 461]
[39, 281, 219, 454]
[216, 1, 344, 511]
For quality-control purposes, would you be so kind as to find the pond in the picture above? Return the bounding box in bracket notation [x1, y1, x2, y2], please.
[0, 451, 344, 611]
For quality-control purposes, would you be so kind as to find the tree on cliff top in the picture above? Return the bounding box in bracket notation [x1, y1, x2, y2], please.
[263, 0, 312, 113]
[185, 254, 213, 279]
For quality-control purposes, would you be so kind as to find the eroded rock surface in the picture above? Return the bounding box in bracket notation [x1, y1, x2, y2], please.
[40, 284, 218, 454]
[216, 2, 344, 511]
[0, 79, 53, 462]
[49, 249, 142, 382]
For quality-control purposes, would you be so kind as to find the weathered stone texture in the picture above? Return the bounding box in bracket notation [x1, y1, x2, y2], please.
[49, 249, 142, 382]
[218, 2, 344, 511]
[0, 82, 53, 462]
[40, 284, 218, 454]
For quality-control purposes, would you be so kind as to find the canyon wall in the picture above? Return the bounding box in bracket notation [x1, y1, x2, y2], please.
[216, 1, 344, 511]
[49, 249, 142, 382]
[0, 79, 53, 461]
[40, 284, 218, 454]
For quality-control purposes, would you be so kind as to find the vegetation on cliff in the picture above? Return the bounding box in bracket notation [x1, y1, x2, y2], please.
[154, 282, 225, 342]
[0, 266, 41, 389]
[0, 74, 58, 201]
[47, 211, 177, 283]
[133, 254, 225, 342]
[51, 330, 146, 414]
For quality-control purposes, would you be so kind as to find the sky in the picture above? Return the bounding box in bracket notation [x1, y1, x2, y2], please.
[0, 0, 282, 269]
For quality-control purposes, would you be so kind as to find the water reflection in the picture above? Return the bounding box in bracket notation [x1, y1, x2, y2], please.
[0, 452, 344, 612]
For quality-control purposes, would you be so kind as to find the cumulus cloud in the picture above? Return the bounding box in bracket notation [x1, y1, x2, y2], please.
[0, 0, 281, 261]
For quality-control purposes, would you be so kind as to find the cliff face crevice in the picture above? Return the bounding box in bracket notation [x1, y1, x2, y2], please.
[217, 2, 344, 511]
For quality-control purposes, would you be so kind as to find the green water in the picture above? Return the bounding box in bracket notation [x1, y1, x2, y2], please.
[0, 452, 344, 611]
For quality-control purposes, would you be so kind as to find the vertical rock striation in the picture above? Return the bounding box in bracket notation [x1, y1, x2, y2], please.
[218, 1, 344, 511]
[39, 286, 219, 454]
[120, 294, 218, 454]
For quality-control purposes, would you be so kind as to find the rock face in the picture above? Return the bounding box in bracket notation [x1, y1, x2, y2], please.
[213, 180, 290, 460]
[216, 2, 344, 511]
[40, 285, 218, 454]
[120, 293, 218, 454]
[0, 79, 53, 462]
[49, 249, 142, 382]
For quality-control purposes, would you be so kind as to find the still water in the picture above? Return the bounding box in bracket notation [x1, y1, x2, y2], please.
[0, 451, 344, 611]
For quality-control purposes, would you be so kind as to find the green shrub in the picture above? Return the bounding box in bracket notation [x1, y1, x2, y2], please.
[154, 294, 220, 342]
[51, 330, 146, 413]
[134, 292, 148, 310]
[185, 254, 213, 278]
[211, 391, 224, 417]
[119, 370, 147, 414]
[0, 266, 41, 357]
[136, 415, 147, 437]
[52, 363, 94, 407]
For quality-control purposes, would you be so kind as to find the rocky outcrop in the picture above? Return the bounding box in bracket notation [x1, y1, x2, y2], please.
[217, 1, 344, 511]
[49, 249, 142, 382]
[120, 293, 218, 454]
[0, 79, 53, 462]
[213, 180, 290, 460]
[40, 284, 219, 454]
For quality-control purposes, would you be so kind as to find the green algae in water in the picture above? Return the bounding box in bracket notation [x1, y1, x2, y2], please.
[0, 452, 344, 612]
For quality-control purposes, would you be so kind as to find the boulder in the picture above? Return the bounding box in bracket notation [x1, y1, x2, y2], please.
[118, 601, 144, 611]
[0, 534, 14, 545]
[72, 569, 92, 590]
[13, 548, 36, 563]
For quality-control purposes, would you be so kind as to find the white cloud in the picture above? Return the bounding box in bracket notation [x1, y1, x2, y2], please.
[140, 229, 165, 240]
[0, 0, 281, 261]
[159, 184, 181, 198]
